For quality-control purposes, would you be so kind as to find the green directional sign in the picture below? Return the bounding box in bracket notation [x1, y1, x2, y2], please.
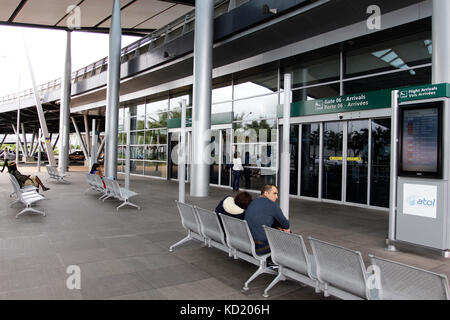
[279, 89, 392, 118]
[398, 83, 450, 102]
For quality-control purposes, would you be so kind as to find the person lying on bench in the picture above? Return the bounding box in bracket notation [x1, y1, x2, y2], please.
[2, 160, 50, 192]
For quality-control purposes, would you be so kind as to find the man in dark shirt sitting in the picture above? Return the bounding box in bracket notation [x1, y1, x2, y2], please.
[245, 184, 290, 255]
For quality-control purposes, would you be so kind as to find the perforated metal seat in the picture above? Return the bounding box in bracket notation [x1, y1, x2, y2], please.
[9, 174, 46, 219]
[169, 201, 204, 252]
[369, 255, 450, 300]
[194, 206, 231, 256]
[46, 165, 68, 183]
[309, 237, 373, 300]
[219, 213, 276, 291]
[262, 226, 320, 297]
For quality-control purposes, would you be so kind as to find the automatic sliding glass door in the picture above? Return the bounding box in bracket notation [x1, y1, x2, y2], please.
[346, 120, 369, 205]
[322, 122, 343, 201]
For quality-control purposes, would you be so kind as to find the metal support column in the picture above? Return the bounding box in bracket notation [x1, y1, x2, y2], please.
[432, 0, 450, 83]
[21, 123, 28, 157]
[71, 117, 89, 160]
[280, 73, 292, 219]
[84, 114, 91, 156]
[59, 31, 72, 174]
[125, 112, 130, 190]
[24, 46, 56, 166]
[37, 129, 41, 172]
[11, 124, 25, 158]
[90, 119, 98, 169]
[387, 90, 399, 252]
[104, 0, 122, 180]
[190, 0, 214, 197]
[179, 99, 186, 203]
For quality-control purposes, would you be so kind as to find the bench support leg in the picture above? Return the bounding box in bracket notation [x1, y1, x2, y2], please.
[262, 270, 286, 298]
[117, 201, 141, 211]
[169, 234, 194, 252]
[16, 206, 46, 219]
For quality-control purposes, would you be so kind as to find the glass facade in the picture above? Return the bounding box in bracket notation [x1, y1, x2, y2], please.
[115, 19, 431, 209]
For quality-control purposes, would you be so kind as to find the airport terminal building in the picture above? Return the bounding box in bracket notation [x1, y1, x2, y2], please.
[0, 0, 449, 212]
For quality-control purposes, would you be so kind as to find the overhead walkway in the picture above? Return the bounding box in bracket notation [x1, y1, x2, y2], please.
[0, 166, 448, 300]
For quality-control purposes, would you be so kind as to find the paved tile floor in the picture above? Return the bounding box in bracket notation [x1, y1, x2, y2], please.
[0, 165, 449, 300]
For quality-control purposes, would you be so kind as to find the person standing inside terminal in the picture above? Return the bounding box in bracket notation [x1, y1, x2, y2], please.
[232, 152, 243, 191]
[244, 184, 290, 255]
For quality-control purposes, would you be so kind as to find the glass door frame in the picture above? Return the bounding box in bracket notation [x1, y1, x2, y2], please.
[289, 108, 391, 211]
[168, 128, 192, 182]
[210, 124, 233, 188]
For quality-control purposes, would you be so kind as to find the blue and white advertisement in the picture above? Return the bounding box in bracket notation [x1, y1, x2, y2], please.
[403, 184, 437, 219]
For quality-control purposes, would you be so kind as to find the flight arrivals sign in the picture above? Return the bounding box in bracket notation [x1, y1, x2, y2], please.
[398, 83, 450, 103]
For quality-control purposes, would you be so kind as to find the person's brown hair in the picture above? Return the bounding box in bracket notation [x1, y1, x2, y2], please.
[261, 184, 277, 195]
[234, 191, 253, 210]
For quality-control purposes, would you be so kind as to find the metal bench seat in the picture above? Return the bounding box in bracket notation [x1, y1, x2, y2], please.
[105, 178, 141, 211]
[169, 201, 205, 252]
[194, 206, 231, 256]
[9, 174, 46, 219]
[219, 213, 277, 291]
[262, 226, 320, 298]
[46, 165, 69, 183]
[309, 237, 376, 300]
[369, 254, 450, 300]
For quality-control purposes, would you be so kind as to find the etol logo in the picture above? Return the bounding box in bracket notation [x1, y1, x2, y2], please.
[408, 196, 436, 208]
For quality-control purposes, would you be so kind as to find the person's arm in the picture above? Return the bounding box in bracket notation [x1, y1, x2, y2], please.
[273, 203, 290, 231]
[1, 159, 7, 173]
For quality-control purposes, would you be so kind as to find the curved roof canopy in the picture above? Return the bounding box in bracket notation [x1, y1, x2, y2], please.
[0, 0, 195, 36]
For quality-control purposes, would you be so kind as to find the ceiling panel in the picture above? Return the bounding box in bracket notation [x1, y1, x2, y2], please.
[133, 4, 192, 30]
[14, 0, 81, 25]
[0, 0, 22, 21]
[118, 0, 174, 29]
[56, 0, 135, 28]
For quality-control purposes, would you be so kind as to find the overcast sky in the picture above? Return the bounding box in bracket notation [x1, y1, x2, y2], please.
[0, 25, 139, 97]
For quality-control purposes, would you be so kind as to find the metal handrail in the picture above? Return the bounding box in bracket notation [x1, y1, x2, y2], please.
[0, 0, 233, 105]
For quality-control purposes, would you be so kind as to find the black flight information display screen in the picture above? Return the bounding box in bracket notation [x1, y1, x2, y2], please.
[399, 102, 442, 178]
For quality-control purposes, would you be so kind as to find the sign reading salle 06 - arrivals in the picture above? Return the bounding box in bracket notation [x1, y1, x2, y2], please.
[281, 83, 450, 118]
[285, 89, 393, 117]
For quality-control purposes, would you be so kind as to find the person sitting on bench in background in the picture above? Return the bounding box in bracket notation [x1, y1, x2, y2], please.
[1, 160, 50, 192]
[215, 191, 253, 220]
[90, 163, 106, 188]
[244, 184, 290, 256]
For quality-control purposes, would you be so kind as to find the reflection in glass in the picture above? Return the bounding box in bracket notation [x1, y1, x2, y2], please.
[346, 121, 368, 205]
[233, 119, 277, 143]
[289, 125, 299, 195]
[234, 69, 278, 100]
[146, 98, 169, 113]
[301, 124, 320, 198]
[371, 119, 391, 208]
[144, 146, 167, 161]
[291, 83, 340, 103]
[233, 94, 278, 121]
[284, 49, 340, 89]
[343, 67, 431, 95]
[345, 31, 432, 78]
[210, 132, 220, 185]
[221, 129, 231, 187]
[144, 161, 167, 178]
[130, 160, 144, 175]
[322, 122, 343, 201]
